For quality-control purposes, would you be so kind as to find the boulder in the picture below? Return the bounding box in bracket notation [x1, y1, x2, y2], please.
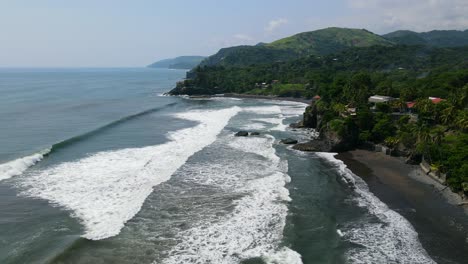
[292, 142, 317, 152]
[289, 121, 304, 128]
[250, 132, 260, 136]
[235, 131, 249, 137]
[280, 138, 298, 144]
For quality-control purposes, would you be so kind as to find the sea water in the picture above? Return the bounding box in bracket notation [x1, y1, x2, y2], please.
[0, 68, 435, 263]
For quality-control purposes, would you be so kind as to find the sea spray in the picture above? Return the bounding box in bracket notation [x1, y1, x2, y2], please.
[160, 134, 302, 264]
[0, 148, 51, 182]
[20, 107, 241, 240]
[314, 152, 435, 264]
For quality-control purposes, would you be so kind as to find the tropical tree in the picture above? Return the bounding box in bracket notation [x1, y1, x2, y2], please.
[455, 110, 468, 131]
[441, 104, 457, 126]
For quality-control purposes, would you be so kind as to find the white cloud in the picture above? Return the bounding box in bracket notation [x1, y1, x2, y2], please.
[345, 0, 468, 33]
[265, 18, 288, 33]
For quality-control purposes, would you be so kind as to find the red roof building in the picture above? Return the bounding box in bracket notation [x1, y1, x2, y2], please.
[406, 102, 416, 109]
[429, 97, 444, 104]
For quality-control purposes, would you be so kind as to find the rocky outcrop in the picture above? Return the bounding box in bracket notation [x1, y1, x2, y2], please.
[280, 138, 298, 144]
[235, 131, 249, 137]
[303, 104, 319, 128]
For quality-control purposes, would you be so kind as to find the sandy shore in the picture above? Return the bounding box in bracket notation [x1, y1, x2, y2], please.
[336, 150, 468, 263]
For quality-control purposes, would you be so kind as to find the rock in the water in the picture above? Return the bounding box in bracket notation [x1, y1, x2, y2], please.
[292, 142, 317, 152]
[235, 131, 249, 137]
[250, 132, 260, 136]
[280, 138, 298, 144]
[289, 121, 304, 128]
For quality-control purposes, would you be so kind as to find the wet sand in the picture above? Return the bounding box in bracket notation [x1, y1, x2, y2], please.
[336, 150, 468, 264]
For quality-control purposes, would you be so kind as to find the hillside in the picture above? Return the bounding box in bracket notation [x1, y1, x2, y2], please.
[169, 44, 468, 195]
[200, 27, 393, 67]
[147, 56, 205, 69]
[383, 29, 468, 47]
[171, 45, 468, 96]
[267, 27, 393, 55]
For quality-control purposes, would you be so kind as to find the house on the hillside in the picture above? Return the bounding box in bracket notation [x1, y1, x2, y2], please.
[406, 97, 444, 112]
[406, 101, 416, 113]
[368, 95, 396, 111]
[429, 97, 444, 104]
[368, 95, 396, 104]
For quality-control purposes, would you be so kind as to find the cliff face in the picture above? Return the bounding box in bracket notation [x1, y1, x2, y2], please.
[298, 102, 358, 152]
[303, 105, 318, 128]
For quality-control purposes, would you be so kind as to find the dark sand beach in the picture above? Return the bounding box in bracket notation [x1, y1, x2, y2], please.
[337, 150, 468, 264]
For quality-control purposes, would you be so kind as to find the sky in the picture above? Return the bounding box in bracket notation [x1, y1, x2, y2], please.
[0, 0, 467, 67]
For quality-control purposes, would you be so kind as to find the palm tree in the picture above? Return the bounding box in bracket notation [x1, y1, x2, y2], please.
[391, 98, 406, 113]
[414, 98, 434, 118]
[412, 123, 432, 161]
[412, 123, 430, 144]
[441, 104, 457, 126]
[455, 110, 468, 131]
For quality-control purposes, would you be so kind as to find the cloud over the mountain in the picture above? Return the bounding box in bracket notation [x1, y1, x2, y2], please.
[265, 18, 288, 33]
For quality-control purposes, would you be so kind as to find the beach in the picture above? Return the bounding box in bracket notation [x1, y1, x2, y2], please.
[336, 150, 468, 264]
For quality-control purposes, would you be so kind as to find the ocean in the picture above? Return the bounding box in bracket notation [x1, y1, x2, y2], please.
[0, 68, 435, 263]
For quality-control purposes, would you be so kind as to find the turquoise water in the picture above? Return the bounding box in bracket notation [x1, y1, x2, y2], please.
[0, 68, 437, 263]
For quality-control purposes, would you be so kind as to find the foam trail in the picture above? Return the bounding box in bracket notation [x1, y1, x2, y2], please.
[0, 148, 51, 182]
[315, 152, 435, 264]
[160, 135, 302, 264]
[20, 107, 241, 240]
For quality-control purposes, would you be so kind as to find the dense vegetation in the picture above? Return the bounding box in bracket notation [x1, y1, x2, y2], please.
[173, 45, 468, 98]
[168, 28, 468, 195]
[383, 29, 468, 47]
[199, 27, 393, 67]
[170, 43, 468, 195]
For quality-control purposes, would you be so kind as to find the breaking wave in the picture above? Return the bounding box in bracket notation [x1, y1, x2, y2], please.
[315, 152, 435, 264]
[19, 107, 241, 240]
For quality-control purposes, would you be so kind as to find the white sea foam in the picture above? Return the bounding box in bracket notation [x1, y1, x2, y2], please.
[262, 247, 303, 264]
[19, 107, 241, 240]
[160, 135, 302, 264]
[314, 152, 435, 264]
[243, 105, 282, 115]
[0, 148, 51, 182]
[239, 122, 266, 130]
[254, 117, 288, 131]
[245, 103, 307, 131]
[278, 103, 308, 117]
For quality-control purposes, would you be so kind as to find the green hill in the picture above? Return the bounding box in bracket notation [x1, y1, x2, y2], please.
[267, 27, 393, 55]
[383, 29, 468, 47]
[200, 27, 393, 67]
[147, 56, 206, 69]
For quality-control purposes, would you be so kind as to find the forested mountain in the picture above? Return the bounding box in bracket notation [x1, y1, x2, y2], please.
[171, 45, 468, 98]
[169, 40, 468, 195]
[383, 29, 468, 47]
[199, 27, 393, 67]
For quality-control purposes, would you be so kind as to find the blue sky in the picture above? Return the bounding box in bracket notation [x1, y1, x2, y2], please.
[1, 0, 467, 67]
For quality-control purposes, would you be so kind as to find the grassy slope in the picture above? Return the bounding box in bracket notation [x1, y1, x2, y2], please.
[267, 27, 393, 55]
[200, 27, 393, 67]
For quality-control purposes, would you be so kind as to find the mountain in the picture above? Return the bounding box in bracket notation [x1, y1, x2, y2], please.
[171, 45, 468, 96]
[383, 29, 468, 47]
[200, 27, 393, 67]
[147, 56, 206, 69]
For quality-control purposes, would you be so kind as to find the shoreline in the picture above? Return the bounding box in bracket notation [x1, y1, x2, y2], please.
[336, 149, 468, 263]
[185, 93, 312, 104]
